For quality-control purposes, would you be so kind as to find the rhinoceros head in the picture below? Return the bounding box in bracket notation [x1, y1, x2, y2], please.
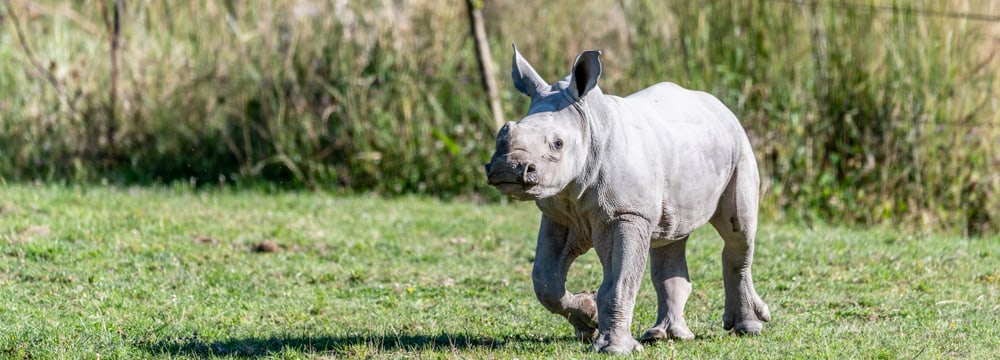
[485, 46, 602, 200]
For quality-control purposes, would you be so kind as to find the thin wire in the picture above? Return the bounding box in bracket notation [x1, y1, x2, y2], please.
[769, 0, 1000, 22]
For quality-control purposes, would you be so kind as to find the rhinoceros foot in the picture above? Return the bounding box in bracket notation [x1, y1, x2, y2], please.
[723, 296, 770, 336]
[639, 323, 695, 343]
[593, 334, 642, 355]
[566, 292, 598, 342]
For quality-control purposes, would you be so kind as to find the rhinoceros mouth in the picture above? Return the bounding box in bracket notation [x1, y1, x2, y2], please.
[491, 180, 521, 187]
[489, 180, 527, 192]
[489, 181, 537, 200]
[488, 179, 520, 187]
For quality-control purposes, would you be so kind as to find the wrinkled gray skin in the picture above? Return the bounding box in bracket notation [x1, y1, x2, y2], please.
[485, 47, 770, 354]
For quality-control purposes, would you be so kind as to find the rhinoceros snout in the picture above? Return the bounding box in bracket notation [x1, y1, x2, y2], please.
[485, 160, 538, 188]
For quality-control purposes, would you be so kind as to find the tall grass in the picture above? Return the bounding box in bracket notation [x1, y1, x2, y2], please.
[1, 1, 492, 193]
[1, 0, 998, 233]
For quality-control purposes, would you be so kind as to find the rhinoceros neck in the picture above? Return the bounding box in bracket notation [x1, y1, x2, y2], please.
[561, 93, 622, 200]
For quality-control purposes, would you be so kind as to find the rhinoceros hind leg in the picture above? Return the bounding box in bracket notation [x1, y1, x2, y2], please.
[710, 154, 770, 335]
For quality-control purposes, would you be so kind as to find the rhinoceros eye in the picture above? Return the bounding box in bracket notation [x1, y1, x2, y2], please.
[553, 139, 563, 150]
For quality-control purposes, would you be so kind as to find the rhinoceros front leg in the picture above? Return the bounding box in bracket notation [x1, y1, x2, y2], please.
[710, 160, 771, 335]
[532, 216, 598, 341]
[591, 215, 651, 354]
[640, 236, 696, 343]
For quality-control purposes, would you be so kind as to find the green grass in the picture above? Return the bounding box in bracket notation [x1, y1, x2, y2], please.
[1, 183, 998, 359]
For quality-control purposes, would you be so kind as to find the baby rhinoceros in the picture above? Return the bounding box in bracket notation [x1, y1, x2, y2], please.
[484, 46, 771, 354]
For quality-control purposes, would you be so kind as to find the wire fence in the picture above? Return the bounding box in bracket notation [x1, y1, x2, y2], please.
[769, 0, 1000, 22]
[764, 0, 1000, 131]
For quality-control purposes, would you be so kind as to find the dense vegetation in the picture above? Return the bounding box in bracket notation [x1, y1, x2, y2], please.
[1, 1, 998, 233]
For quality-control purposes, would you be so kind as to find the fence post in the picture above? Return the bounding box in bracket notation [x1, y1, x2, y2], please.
[465, 0, 505, 135]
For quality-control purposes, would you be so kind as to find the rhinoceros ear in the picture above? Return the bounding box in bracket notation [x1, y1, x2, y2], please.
[512, 44, 549, 97]
[568, 50, 602, 101]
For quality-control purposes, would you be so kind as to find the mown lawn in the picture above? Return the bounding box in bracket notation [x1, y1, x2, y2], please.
[1, 184, 997, 359]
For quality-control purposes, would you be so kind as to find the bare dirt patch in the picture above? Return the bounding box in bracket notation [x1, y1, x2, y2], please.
[252, 240, 281, 253]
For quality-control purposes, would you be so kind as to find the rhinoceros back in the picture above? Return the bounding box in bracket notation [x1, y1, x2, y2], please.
[622, 82, 748, 241]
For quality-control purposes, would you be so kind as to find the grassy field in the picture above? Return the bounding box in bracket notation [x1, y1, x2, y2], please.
[1, 183, 998, 359]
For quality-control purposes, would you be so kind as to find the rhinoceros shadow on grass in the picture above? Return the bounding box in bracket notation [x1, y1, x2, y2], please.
[485, 46, 771, 354]
[145, 333, 568, 357]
